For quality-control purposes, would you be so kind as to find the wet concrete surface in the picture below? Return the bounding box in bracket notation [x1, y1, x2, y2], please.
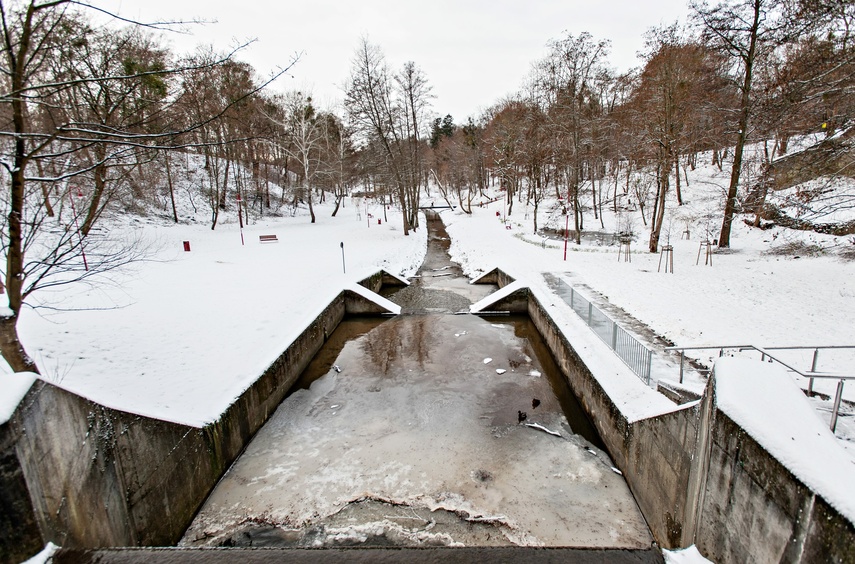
[179, 212, 652, 549]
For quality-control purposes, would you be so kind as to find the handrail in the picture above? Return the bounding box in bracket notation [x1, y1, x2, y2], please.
[559, 280, 653, 384]
[665, 344, 854, 433]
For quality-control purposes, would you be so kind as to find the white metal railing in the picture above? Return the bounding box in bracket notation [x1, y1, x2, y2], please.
[558, 280, 653, 385]
[665, 344, 855, 433]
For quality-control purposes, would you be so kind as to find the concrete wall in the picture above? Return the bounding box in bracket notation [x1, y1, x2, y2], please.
[519, 271, 855, 562]
[471, 267, 516, 289]
[0, 419, 42, 563]
[6, 269, 854, 562]
[525, 293, 701, 548]
[1, 292, 352, 559]
[695, 385, 855, 563]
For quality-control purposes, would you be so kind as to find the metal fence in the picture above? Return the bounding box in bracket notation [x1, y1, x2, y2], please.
[559, 280, 653, 385]
[665, 344, 855, 433]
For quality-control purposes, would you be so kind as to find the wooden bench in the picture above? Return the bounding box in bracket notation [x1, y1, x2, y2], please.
[259, 234, 278, 243]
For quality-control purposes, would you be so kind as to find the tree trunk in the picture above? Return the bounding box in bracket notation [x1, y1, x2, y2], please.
[2, 5, 40, 373]
[81, 158, 106, 237]
[0, 316, 38, 373]
[35, 160, 54, 218]
[165, 154, 178, 223]
[649, 162, 669, 252]
[674, 152, 683, 206]
[719, 0, 760, 248]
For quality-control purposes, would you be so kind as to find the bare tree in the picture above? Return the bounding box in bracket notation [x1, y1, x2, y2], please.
[692, 0, 805, 247]
[0, 0, 293, 372]
[271, 90, 325, 223]
[532, 31, 611, 244]
[345, 38, 432, 235]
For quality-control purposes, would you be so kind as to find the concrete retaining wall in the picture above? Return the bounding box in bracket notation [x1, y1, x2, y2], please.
[471, 267, 516, 289]
[487, 268, 854, 561]
[1, 291, 357, 560]
[0, 418, 42, 563]
[695, 384, 855, 563]
[525, 293, 700, 548]
[6, 270, 854, 563]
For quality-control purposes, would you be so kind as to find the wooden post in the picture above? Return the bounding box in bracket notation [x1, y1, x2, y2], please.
[658, 245, 674, 273]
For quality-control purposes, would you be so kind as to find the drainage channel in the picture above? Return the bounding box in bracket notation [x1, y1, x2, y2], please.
[178, 213, 654, 551]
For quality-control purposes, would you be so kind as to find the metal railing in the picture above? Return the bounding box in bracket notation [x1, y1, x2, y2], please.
[665, 344, 855, 433]
[559, 280, 653, 385]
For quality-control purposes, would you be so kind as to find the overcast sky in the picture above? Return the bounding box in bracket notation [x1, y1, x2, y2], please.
[96, 1, 691, 121]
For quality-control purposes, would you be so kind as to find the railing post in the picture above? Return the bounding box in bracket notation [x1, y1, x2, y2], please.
[679, 351, 685, 384]
[830, 380, 845, 434]
[808, 348, 819, 397]
[646, 351, 653, 385]
[587, 302, 592, 326]
[611, 323, 618, 350]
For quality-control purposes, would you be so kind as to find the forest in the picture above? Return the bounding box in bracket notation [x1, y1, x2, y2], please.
[1, 0, 854, 373]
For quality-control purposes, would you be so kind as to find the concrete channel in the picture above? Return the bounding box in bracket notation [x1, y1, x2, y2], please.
[4, 213, 854, 563]
[178, 213, 653, 550]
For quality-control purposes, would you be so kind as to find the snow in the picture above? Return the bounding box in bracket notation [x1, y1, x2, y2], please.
[10, 204, 425, 427]
[663, 545, 713, 563]
[715, 357, 855, 524]
[21, 543, 59, 564]
[0, 142, 850, 528]
[0, 371, 36, 425]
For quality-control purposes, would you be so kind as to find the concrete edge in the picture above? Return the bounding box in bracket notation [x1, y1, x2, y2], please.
[356, 269, 409, 294]
[52, 546, 666, 564]
[470, 281, 529, 314]
[471, 267, 515, 287]
[344, 284, 401, 316]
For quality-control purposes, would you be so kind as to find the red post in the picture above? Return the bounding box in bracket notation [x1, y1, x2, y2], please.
[563, 212, 569, 261]
[183, 241, 191, 252]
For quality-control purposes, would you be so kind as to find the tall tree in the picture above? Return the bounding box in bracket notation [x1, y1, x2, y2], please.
[630, 26, 731, 251]
[345, 39, 432, 235]
[692, 0, 801, 247]
[532, 31, 611, 244]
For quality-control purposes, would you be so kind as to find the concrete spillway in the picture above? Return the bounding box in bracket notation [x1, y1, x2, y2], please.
[180, 214, 652, 549]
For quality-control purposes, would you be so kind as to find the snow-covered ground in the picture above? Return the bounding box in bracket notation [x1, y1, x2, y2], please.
[4, 203, 426, 427]
[1, 146, 852, 429]
[2, 144, 854, 558]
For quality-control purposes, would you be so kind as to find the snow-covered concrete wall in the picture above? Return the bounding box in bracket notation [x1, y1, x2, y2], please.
[525, 291, 702, 548]
[1, 291, 351, 553]
[695, 361, 855, 563]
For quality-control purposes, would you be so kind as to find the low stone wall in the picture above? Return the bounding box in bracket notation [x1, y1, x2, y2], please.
[471, 267, 516, 289]
[1, 291, 353, 559]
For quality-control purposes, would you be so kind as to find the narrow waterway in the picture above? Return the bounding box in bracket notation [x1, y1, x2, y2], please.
[181, 212, 652, 549]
